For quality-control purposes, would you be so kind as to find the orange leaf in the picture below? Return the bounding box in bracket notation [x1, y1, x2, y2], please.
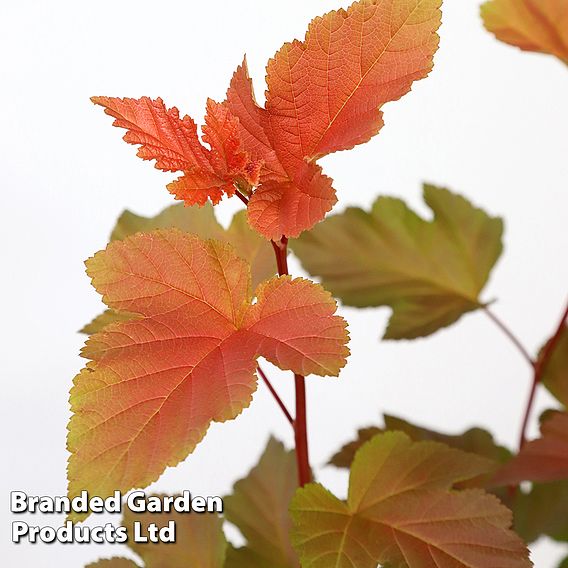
[481, 0, 568, 64]
[226, 0, 442, 238]
[203, 98, 261, 186]
[91, 96, 258, 206]
[492, 411, 568, 485]
[68, 230, 348, 513]
[265, 0, 442, 162]
[94, 0, 441, 238]
[91, 96, 210, 172]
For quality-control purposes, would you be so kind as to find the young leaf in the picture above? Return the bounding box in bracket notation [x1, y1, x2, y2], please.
[291, 432, 531, 568]
[86, 561, 140, 568]
[224, 437, 299, 567]
[91, 97, 258, 206]
[541, 325, 568, 407]
[225, 0, 442, 238]
[122, 494, 227, 568]
[293, 184, 503, 339]
[68, 230, 348, 514]
[329, 413, 510, 468]
[481, 0, 568, 64]
[93, 0, 442, 239]
[493, 411, 568, 485]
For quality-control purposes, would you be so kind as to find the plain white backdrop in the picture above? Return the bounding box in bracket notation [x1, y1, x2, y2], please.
[1, 0, 567, 566]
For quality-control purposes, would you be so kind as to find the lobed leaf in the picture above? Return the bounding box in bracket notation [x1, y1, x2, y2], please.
[513, 480, 568, 543]
[329, 413, 510, 468]
[80, 309, 137, 335]
[226, 0, 442, 238]
[122, 494, 227, 568]
[68, 230, 348, 516]
[481, 0, 568, 64]
[493, 411, 568, 485]
[110, 203, 275, 289]
[93, 0, 442, 239]
[224, 437, 299, 567]
[291, 432, 531, 568]
[293, 184, 503, 339]
[91, 97, 258, 206]
[81, 203, 276, 335]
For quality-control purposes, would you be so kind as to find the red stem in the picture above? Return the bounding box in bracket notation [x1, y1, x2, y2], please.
[272, 236, 312, 486]
[518, 299, 568, 449]
[294, 373, 311, 486]
[482, 307, 535, 369]
[235, 189, 296, 428]
[236, 187, 311, 484]
[257, 365, 293, 426]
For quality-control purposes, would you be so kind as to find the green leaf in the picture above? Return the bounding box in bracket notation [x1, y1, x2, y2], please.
[292, 184, 503, 339]
[224, 437, 299, 568]
[541, 325, 568, 407]
[329, 414, 511, 468]
[122, 494, 227, 568]
[558, 557, 568, 568]
[514, 480, 568, 543]
[291, 432, 530, 568]
[110, 202, 225, 242]
[82, 203, 277, 334]
[85, 560, 140, 568]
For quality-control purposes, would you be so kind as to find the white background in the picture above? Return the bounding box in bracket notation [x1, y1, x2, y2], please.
[1, 0, 567, 566]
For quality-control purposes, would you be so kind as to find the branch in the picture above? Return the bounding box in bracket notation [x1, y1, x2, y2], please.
[518, 298, 568, 448]
[272, 235, 312, 486]
[234, 189, 311, 483]
[482, 307, 535, 368]
[257, 365, 294, 426]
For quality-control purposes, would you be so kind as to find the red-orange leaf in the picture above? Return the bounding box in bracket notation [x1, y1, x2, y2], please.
[91, 96, 210, 172]
[226, 0, 442, 238]
[93, 0, 441, 238]
[493, 411, 568, 486]
[203, 98, 261, 187]
[265, 0, 442, 162]
[91, 96, 258, 206]
[224, 59, 287, 183]
[246, 165, 335, 242]
[68, 230, 348, 514]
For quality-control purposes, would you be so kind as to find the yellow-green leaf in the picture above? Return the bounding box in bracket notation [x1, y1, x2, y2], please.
[293, 185, 503, 339]
[542, 325, 568, 407]
[86, 560, 140, 568]
[122, 494, 227, 568]
[291, 432, 531, 568]
[110, 202, 225, 242]
[329, 414, 511, 468]
[514, 480, 568, 543]
[225, 437, 299, 568]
